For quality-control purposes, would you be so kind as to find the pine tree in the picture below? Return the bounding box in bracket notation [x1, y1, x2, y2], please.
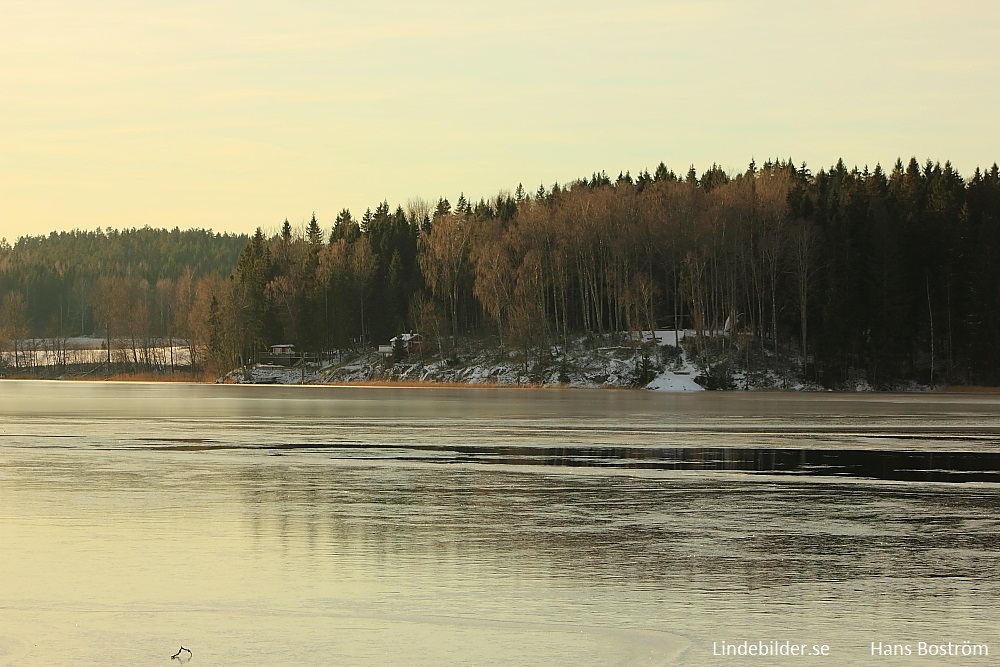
[686, 165, 698, 186]
[653, 162, 673, 182]
[306, 213, 323, 247]
[434, 198, 452, 219]
[229, 228, 271, 365]
[636, 169, 652, 193]
[206, 295, 223, 368]
[332, 209, 359, 243]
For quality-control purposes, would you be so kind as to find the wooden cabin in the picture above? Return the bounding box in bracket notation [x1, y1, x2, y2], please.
[390, 333, 422, 354]
[265, 344, 297, 366]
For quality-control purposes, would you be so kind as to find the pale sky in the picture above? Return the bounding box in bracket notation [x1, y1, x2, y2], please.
[2, 0, 997, 241]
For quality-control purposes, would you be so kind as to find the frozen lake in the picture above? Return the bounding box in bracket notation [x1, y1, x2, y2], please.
[1, 381, 998, 665]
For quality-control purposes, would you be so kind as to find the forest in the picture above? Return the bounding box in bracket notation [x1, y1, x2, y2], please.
[2, 156, 999, 388]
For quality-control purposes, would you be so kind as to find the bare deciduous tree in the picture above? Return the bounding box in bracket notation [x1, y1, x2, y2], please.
[0, 291, 29, 370]
[348, 237, 376, 347]
[418, 213, 471, 351]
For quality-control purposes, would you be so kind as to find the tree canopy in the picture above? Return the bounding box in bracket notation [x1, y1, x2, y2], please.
[3, 157, 1000, 386]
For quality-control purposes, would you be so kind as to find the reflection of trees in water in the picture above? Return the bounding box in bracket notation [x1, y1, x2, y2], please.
[234, 460, 1000, 591]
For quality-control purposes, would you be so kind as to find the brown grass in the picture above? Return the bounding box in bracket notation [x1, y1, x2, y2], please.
[319, 378, 550, 389]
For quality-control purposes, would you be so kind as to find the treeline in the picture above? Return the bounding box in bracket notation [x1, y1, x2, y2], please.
[0, 227, 246, 370]
[3, 157, 1000, 386]
[210, 156, 1000, 387]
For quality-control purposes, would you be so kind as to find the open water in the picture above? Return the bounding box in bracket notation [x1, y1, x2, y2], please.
[1, 381, 998, 665]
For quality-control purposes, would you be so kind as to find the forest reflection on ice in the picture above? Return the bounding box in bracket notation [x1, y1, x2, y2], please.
[1, 382, 998, 665]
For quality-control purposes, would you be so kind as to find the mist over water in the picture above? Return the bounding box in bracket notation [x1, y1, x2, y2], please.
[2, 382, 998, 665]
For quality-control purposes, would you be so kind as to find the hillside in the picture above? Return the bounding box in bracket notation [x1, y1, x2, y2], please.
[223, 331, 851, 392]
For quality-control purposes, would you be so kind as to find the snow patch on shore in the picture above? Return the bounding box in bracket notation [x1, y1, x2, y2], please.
[645, 370, 703, 392]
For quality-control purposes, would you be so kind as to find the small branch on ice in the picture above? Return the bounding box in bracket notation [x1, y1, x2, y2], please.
[171, 646, 192, 660]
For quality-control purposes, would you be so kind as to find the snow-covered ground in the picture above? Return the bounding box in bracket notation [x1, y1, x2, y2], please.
[633, 330, 703, 391]
[645, 369, 702, 391]
[227, 331, 706, 392]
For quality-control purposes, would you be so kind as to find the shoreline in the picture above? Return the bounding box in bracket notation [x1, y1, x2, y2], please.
[0, 373, 994, 394]
[1, 330, 982, 392]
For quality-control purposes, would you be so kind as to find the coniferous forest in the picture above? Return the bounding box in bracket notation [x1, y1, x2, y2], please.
[2, 157, 1000, 387]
